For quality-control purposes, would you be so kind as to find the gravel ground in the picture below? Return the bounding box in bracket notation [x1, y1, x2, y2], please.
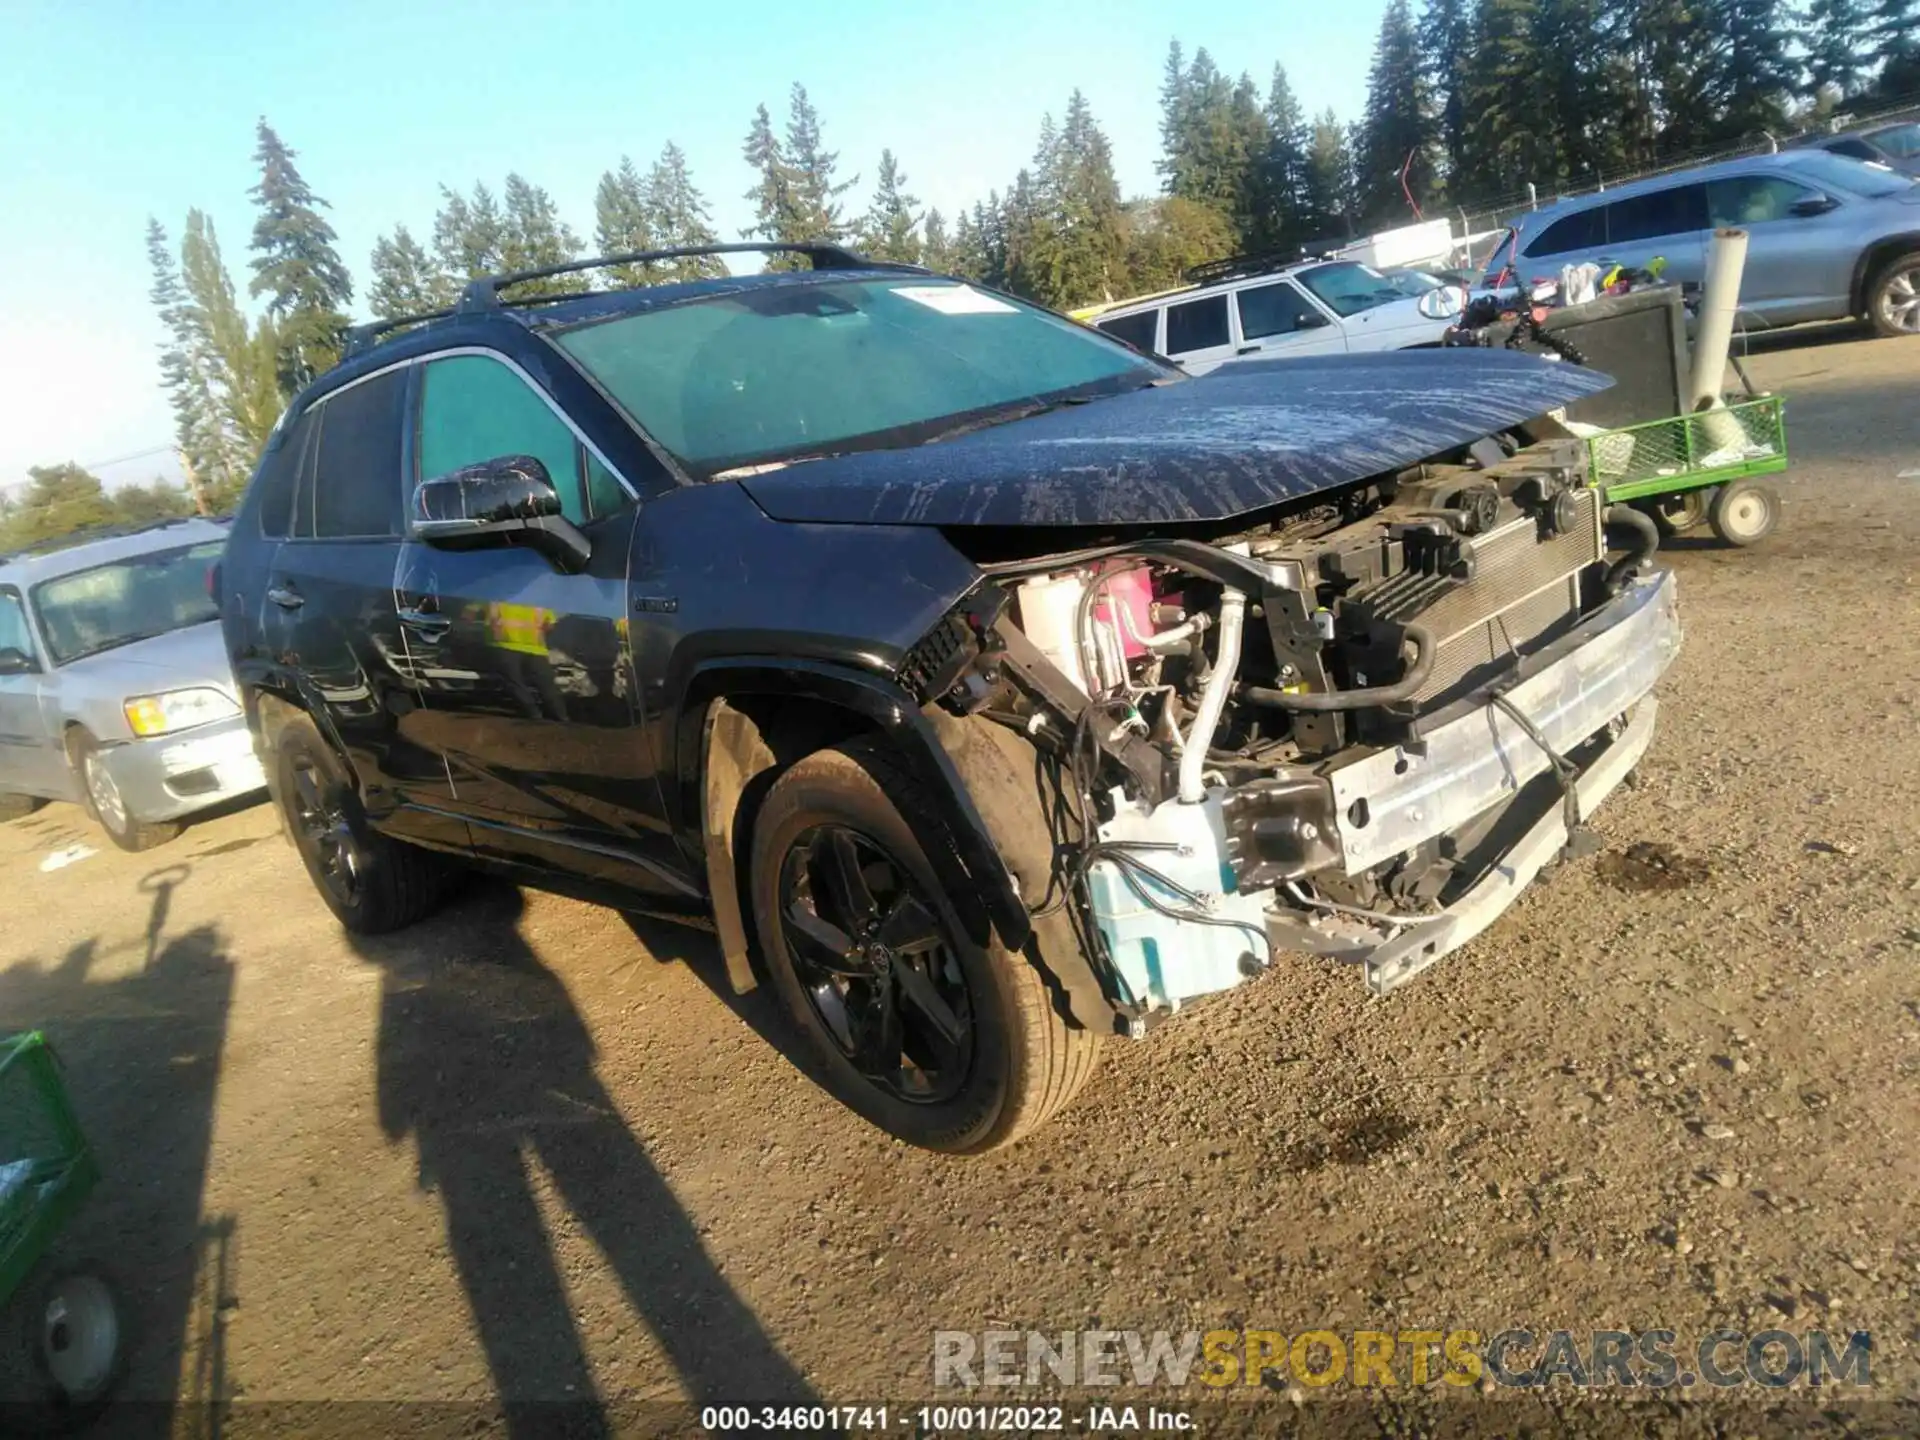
[5, 327, 1918, 1438]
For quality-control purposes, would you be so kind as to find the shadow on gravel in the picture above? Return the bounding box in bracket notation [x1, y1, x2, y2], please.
[0, 863, 235, 1438]
[616, 912, 821, 1077]
[354, 885, 817, 1437]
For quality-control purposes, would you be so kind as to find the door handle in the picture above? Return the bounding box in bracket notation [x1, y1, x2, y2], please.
[266, 585, 303, 611]
[396, 607, 451, 636]
[1236, 344, 1262, 355]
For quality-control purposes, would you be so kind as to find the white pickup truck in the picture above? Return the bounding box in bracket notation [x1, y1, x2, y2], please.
[1085, 258, 1460, 374]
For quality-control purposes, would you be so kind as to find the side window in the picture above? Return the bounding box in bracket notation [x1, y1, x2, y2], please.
[1096, 309, 1159, 353]
[585, 453, 626, 518]
[1604, 184, 1708, 244]
[305, 370, 407, 540]
[1827, 138, 1876, 161]
[1707, 175, 1818, 225]
[0, 589, 34, 662]
[418, 355, 593, 524]
[1524, 206, 1605, 259]
[1237, 281, 1322, 339]
[1165, 295, 1230, 355]
[255, 406, 319, 539]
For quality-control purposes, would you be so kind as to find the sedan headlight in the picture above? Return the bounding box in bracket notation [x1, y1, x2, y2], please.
[124, 688, 240, 738]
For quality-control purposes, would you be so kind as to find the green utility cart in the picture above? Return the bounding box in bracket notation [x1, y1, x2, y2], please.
[1583, 393, 1788, 547]
[0, 1032, 125, 1429]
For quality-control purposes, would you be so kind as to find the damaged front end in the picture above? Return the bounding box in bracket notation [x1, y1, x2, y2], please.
[910, 434, 1681, 1030]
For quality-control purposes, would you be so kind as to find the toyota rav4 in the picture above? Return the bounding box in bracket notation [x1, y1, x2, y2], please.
[219, 242, 1682, 1153]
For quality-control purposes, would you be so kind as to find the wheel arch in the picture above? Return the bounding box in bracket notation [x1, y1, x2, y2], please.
[1850, 234, 1920, 314]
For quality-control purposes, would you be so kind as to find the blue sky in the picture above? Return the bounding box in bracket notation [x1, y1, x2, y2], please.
[0, 0, 1386, 493]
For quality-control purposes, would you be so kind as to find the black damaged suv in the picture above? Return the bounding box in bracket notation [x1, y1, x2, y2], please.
[221, 243, 1680, 1153]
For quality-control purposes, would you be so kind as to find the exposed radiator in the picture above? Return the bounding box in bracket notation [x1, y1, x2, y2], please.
[1355, 488, 1602, 704]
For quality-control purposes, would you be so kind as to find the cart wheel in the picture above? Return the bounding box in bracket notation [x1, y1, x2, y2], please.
[0, 1263, 126, 1432]
[1708, 478, 1780, 547]
[1640, 489, 1710, 537]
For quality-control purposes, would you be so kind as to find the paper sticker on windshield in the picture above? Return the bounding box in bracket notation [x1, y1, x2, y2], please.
[889, 284, 1019, 315]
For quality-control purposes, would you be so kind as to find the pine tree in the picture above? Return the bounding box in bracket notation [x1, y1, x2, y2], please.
[1356, 0, 1436, 227]
[595, 156, 655, 286]
[1712, 0, 1799, 141]
[921, 208, 953, 273]
[500, 174, 584, 295]
[433, 182, 506, 280]
[146, 218, 222, 514]
[1870, 0, 1920, 96]
[1630, 0, 1722, 157]
[1421, 0, 1474, 194]
[247, 119, 351, 389]
[181, 210, 282, 469]
[1302, 109, 1358, 239]
[1158, 47, 1244, 218]
[948, 209, 984, 281]
[1120, 196, 1238, 294]
[644, 142, 726, 281]
[785, 84, 857, 245]
[1253, 63, 1310, 251]
[742, 102, 801, 262]
[1805, 0, 1875, 98]
[859, 149, 922, 264]
[1458, 0, 1561, 200]
[1155, 39, 1190, 191]
[367, 225, 449, 319]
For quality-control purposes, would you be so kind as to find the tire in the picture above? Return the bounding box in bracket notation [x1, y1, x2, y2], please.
[749, 740, 1100, 1154]
[1638, 488, 1709, 538]
[0, 1261, 127, 1432]
[1865, 249, 1920, 339]
[67, 731, 179, 852]
[273, 714, 456, 934]
[1708, 477, 1780, 548]
[0, 793, 43, 822]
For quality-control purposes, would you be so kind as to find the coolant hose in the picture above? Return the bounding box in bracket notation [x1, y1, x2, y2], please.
[1178, 587, 1245, 803]
[1237, 622, 1438, 713]
[1602, 504, 1660, 594]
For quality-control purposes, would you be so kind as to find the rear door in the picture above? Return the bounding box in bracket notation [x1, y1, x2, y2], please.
[257, 367, 465, 848]
[1161, 292, 1238, 374]
[1598, 183, 1710, 288]
[1093, 307, 1161, 356]
[1232, 279, 1347, 359]
[396, 349, 688, 899]
[1705, 172, 1854, 322]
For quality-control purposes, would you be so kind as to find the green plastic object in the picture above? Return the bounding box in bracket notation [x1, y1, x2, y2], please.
[0, 1032, 97, 1306]
[1592, 393, 1789, 503]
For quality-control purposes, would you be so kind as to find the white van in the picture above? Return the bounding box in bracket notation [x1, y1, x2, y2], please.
[1089, 258, 1458, 374]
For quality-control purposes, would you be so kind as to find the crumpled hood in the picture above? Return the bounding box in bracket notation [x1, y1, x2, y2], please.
[739, 349, 1613, 528]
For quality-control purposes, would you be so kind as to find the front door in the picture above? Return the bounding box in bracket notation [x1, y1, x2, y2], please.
[0, 586, 59, 795]
[1232, 279, 1349, 360]
[398, 350, 690, 899]
[1705, 173, 1856, 323]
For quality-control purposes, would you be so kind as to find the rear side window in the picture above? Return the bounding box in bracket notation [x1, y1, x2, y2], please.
[253, 408, 318, 539]
[1237, 280, 1323, 339]
[301, 370, 407, 539]
[1523, 206, 1605, 259]
[1165, 295, 1229, 355]
[1826, 138, 1877, 161]
[1096, 309, 1159, 352]
[1604, 184, 1708, 244]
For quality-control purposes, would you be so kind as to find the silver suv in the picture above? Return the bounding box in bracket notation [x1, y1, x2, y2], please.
[1485, 149, 1920, 336]
[0, 517, 265, 850]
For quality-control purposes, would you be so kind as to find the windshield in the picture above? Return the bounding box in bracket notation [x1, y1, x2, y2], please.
[1383, 269, 1443, 295]
[32, 540, 223, 666]
[1873, 123, 1920, 160]
[1294, 262, 1406, 317]
[553, 278, 1165, 474]
[1786, 150, 1915, 197]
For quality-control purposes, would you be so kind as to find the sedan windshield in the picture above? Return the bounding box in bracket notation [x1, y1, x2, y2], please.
[32, 540, 222, 665]
[553, 278, 1165, 475]
[1872, 123, 1920, 160]
[1294, 262, 1406, 317]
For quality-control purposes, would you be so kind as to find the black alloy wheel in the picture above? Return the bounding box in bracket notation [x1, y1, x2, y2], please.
[287, 753, 364, 910]
[777, 823, 973, 1104]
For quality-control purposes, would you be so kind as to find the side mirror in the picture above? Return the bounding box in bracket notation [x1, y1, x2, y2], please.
[412, 455, 591, 573]
[0, 646, 38, 677]
[1789, 195, 1840, 217]
[1296, 310, 1332, 329]
[1416, 287, 1468, 321]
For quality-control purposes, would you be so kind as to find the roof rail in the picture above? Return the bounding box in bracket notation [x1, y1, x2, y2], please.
[342, 307, 460, 360]
[455, 241, 925, 314]
[0, 514, 214, 566]
[1183, 248, 1312, 287]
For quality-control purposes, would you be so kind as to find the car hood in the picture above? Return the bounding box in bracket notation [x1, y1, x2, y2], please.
[737, 350, 1613, 528]
[57, 620, 235, 694]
